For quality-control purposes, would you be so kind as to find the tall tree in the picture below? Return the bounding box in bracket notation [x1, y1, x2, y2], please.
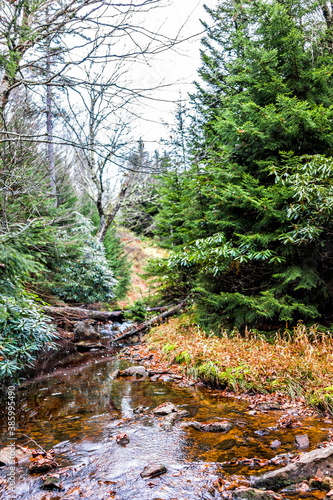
[154, 0, 333, 330]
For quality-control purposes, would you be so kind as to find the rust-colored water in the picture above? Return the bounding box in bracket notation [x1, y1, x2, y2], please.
[0, 353, 331, 499]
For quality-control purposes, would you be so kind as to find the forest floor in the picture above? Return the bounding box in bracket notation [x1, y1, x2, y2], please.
[113, 231, 333, 416]
[145, 315, 333, 416]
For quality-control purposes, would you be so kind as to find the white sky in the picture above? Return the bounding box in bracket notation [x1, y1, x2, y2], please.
[130, 0, 215, 148]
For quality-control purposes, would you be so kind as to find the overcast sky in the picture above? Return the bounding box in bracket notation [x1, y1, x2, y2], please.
[131, 0, 215, 148]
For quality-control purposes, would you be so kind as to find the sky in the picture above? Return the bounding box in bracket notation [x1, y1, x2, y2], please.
[130, 0, 215, 147]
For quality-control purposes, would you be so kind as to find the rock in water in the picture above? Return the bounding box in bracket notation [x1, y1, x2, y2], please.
[251, 445, 333, 490]
[187, 421, 232, 432]
[270, 440, 282, 449]
[153, 402, 178, 415]
[40, 475, 62, 491]
[295, 434, 309, 448]
[231, 488, 282, 500]
[133, 405, 149, 414]
[140, 464, 167, 478]
[119, 366, 147, 378]
[161, 413, 177, 431]
[0, 446, 32, 466]
[116, 433, 130, 445]
[74, 321, 100, 341]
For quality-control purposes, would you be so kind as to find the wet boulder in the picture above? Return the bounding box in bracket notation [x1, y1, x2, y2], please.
[40, 475, 62, 491]
[119, 366, 147, 378]
[116, 433, 130, 445]
[74, 321, 100, 341]
[161, 413, 178, 431]
[231, 488, 283, 500]
[140, 464, 167, 478]
[295, 434, 309, 449]
[0, 446, 32, 466]
[187, 420, 232, 432]
[28, 450, 57, 474]
[251, 445, 333, 490]
[153, 402, 178, 415]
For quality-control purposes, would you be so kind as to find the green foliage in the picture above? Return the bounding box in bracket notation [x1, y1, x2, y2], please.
[152, 0, 333, 331]
[51, 215, 117, 303]
[124, 300, 147, 322]
[0, 283, 57, 381]
[103, 227, 131, 300]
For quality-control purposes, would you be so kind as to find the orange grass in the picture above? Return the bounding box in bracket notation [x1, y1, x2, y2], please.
[147, 315, 333, 413]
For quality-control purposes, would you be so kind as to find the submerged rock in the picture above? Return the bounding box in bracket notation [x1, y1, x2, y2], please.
[40, 475, 62, 491]
[161, 413, 178, 431]
[133, 405, 149, 414]
[140, 464, 167, 478]
[270, 440, 282, 450]
[116, 433, 130, 445]
[255, 402, 281, 411]
[231, 488, 282, 500]
[187, 421, 232, 432]
[251, 445, 333, 490]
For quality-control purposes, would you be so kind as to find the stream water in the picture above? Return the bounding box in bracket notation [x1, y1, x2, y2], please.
[0, 350, 331, 500]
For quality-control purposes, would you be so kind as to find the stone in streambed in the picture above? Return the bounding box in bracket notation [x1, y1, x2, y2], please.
[161, 413, 177, 431]
[40, 475, 62, 491]
[116, 433, 130, 445]
[0, 446, 32, 466]
[110, 369, 120, 379]
[140, 464, 167, 478]
[231, 488, 283, 500]
[270, 440, 282, 450]
[187, 421, 232, 432]
[255, 402, 281, 411]
[153, 402, 178, 415]
[251, 444, 333, 490]
[295, 434, 309, 449]
[119, 366, 147, 378]
[74, 321, 101, 341]
[133, 405, 149, 414]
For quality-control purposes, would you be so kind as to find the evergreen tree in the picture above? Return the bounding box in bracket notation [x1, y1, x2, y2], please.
[154, 0, 333, 330]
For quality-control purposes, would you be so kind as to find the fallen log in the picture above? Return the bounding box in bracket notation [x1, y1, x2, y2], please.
[42, 305, 172, 323]
[42, 306, 124, 322]
[113, 299, 187, 342]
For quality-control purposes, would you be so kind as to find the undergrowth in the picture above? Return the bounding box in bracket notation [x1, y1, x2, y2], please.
[147, 315, 333, 413]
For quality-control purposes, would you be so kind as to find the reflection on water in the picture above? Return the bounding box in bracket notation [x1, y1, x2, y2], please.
[0, 353, 331, 499]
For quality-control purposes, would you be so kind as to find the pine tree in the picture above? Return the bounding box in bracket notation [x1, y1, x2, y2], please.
[154, 0, 333, 330]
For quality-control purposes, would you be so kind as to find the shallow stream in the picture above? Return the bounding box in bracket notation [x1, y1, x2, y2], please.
[0, 350, 331, 499]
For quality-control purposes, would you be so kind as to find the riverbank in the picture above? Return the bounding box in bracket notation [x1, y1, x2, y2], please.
[136, 315, 333, 416]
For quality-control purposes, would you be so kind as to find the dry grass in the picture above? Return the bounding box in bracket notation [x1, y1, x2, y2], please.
[147, 315, 333, 413]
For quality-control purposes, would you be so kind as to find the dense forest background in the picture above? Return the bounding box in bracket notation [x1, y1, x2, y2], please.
[1, 0, 333, 380]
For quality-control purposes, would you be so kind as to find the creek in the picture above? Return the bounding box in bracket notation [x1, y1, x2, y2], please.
[0, 348, 331, 499]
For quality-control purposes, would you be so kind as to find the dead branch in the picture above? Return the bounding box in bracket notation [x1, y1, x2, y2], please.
[113, 299, 187, 342]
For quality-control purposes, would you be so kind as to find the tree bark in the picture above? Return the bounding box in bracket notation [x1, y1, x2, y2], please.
[96, 175, 132, 242]
[42, 305, 124, 322]
[42, 305, 170, 322]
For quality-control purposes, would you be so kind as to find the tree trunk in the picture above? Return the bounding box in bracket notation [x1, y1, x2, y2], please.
[96, 176, 132, 242]
[42, 305, 124, 322]
[113, 300, 187, 342]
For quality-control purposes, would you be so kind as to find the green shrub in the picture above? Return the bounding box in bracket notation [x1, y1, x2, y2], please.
[103, 228, 131, 300]
[0, 283, 57, 380]
[51, 215, 117, 303]
[124, 300, 147, 322]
